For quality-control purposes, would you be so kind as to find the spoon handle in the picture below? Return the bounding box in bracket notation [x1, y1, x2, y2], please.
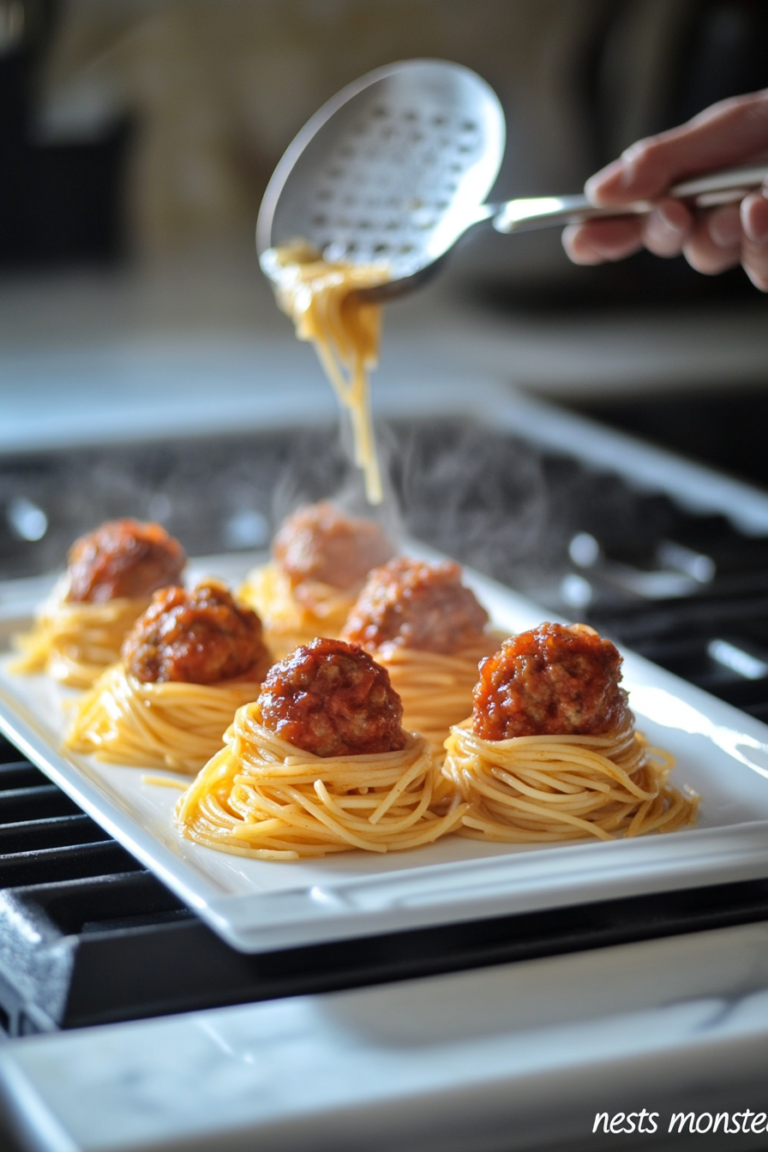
[493, 164, 768, 234]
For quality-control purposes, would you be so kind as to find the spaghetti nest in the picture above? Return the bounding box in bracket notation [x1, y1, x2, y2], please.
[65, 664, 264, 774]
[442, 714, 698, 843]
[239, 563, 354, 657]
[12, 582, 150, 688]
[175, 702, 465, 860]
[376, 637, 500, 751]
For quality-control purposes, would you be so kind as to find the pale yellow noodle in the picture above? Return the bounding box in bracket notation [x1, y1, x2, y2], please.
[141, 775, 187, 790]
[374, 637, 501, 752]
[175, 702, 465, 860]
[65, 664, 264, 774]
[265, 245, 388, 505]
[238, 563, 355, 657]
[11, 579, 151, 688]
[442, 714, 698, 843]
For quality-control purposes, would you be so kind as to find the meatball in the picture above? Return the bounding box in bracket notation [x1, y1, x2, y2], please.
[472, 622, 628, 740]
[342, 558, 489, 655]
[67, 519, 185, 604]
[123, 581, 269, 685]
[272, 502, 394, 591]
[259, 637, 407, 757]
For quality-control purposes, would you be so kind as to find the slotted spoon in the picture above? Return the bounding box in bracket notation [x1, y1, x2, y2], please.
[257, 58, 768, 300]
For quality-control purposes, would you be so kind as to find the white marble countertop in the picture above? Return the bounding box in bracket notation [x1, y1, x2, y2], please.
[2, 921, 768, 1151]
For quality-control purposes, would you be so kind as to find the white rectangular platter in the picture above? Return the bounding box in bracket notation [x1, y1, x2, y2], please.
[3, 550, 768, 954]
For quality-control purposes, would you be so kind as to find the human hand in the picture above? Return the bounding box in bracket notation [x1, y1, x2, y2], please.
[563, 90, 768, 290]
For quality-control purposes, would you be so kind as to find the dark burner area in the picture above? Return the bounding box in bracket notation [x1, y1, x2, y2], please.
[4, 415, 768, 1036]
[5, 417, 768, 725]
[570, 384, 768, 494]
[3, 731, 768, 1038]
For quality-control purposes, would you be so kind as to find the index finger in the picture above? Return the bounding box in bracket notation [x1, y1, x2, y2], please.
[586, 89, 768, 206]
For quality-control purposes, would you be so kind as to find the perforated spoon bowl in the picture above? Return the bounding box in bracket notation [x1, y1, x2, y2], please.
[257, 59, 768, 301]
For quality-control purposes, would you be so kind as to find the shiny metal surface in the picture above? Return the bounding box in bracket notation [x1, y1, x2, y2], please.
[493, 164, 768, 233]
[257, 59, 768, 300]
[256, 59, 506, 300]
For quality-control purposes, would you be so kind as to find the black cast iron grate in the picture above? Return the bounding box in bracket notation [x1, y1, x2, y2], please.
[3, 730, 768, 1038]
[3, 419, 768, 1035]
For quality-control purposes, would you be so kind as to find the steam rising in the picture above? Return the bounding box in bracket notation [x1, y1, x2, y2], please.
[394, 422, 553, 585]
[270, 415, 403, 549]
[0, 419, 685, 619]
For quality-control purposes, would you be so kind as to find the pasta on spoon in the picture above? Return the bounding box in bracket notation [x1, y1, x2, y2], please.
[262, 242, 389, 505]
[443, 622, 699, 842]
[176, 637, 463, 860]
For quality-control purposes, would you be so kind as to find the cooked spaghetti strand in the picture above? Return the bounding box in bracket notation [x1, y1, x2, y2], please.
[264, 245, 389, 505]
[238, 563, 354, 657]
[65, 664, 264, 774]
[12, 580, 152, 688]
[374, 638, 501, 752]
[175, 702, 466, 860]
[442, 714, 697, 843]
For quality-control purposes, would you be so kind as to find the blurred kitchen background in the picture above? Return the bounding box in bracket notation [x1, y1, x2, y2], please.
[4, 0, 768, 575]
[7, 14, 768, 1147]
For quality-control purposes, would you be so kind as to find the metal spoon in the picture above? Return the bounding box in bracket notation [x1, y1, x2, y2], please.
[257, 58, 768, 301]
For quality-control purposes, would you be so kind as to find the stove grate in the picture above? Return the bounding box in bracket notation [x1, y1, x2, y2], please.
[3, 420, 768, 1033]
[2, 730, 768, 1037]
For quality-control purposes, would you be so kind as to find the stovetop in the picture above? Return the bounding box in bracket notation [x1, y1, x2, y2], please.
[3, 412, 768, 1037]
[5, 415, 768, 725]
[3, 729, 768, 1039]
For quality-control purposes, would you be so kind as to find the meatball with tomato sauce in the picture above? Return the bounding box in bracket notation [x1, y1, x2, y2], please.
[258, 638, 407, 758]
[342, 558, 489, 655]
[66, 519, 185, 604]
[123, 581, 270, 685]
[473, 622, 628, 740]
[273, 502, 394, 592]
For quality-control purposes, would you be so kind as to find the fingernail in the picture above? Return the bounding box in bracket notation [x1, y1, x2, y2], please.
[584, 161, 624, 203]
[646, 205, 684, 247]
[710, 208, 742, 249]
[618, 146, 641, 188]
[744, 199, 768, 243]
[746, 220, 768, 243]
